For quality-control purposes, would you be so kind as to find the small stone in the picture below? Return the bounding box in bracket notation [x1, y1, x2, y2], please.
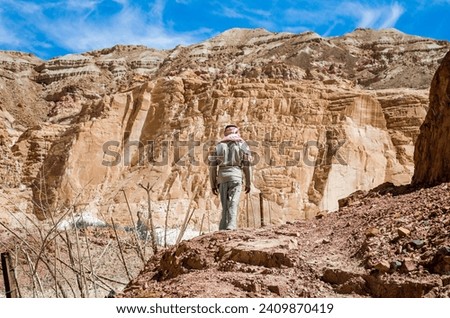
[314, 239, 323, 245]
[261, 269, 273, 275]
[433, 238, 446, 245]
[397, 227, 411, 237]
[374, 260, 391, 273]
[287, 239, 298, 249]
[349, 200, 362, 206]
[315, 211, 327, 219]
[390, 260, 402, 271]
[400, 259, 417, 273]
[410, 239, 425, 249]
[268, 284, 287, 296]
[438, 246, 450, 255]
[250, 283, 262, 293]
[421, 250, 434, 260]
[365, 227, 380, 237]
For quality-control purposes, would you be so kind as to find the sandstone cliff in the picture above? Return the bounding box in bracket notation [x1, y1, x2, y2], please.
[413, 51, 450, 185]
[1, 28, 449, 232]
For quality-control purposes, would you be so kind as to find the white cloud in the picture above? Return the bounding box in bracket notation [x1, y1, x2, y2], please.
[338, 2, 404, 29]
[64, 0, 102, 11]
[216, 3, 275, 30]
[40, 2, 208, 52]
[0, 0, 212, 57]
[379, 3, 404, 28]
[358, 8, 380, 27]
[0, 23, 21, 47]
[284, 1, 405, 35]
[322, 19, 345, 37]
[220, 6, 246, 19]
[0, 5, 27, 47]
[112, 0, 129, 5]
[150, 0, 166, 24]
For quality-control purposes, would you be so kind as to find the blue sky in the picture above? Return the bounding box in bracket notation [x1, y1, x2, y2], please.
[1, 0, 449, 60]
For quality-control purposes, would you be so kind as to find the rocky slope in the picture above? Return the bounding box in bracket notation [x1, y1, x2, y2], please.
[120, 182, 450, 298]
[0, 28, 449, 233]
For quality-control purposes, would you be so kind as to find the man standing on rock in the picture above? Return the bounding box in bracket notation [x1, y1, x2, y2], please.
[209, 124, 252, 230]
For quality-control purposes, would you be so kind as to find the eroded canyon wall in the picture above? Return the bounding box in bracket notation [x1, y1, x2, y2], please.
[30, 75, 428, 229]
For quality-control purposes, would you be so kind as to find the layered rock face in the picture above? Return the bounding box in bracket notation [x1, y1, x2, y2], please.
[1, 28, 449, 230]
[32, 77, 420, 223]
[413, 51, 450, 185]
[0, 107, 21, 187]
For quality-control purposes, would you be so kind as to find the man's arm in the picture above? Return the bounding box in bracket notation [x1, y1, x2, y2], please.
[208, 150, 219, 195]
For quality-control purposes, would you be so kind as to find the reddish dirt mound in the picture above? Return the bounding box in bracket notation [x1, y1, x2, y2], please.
[119, 182, 450, 298]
